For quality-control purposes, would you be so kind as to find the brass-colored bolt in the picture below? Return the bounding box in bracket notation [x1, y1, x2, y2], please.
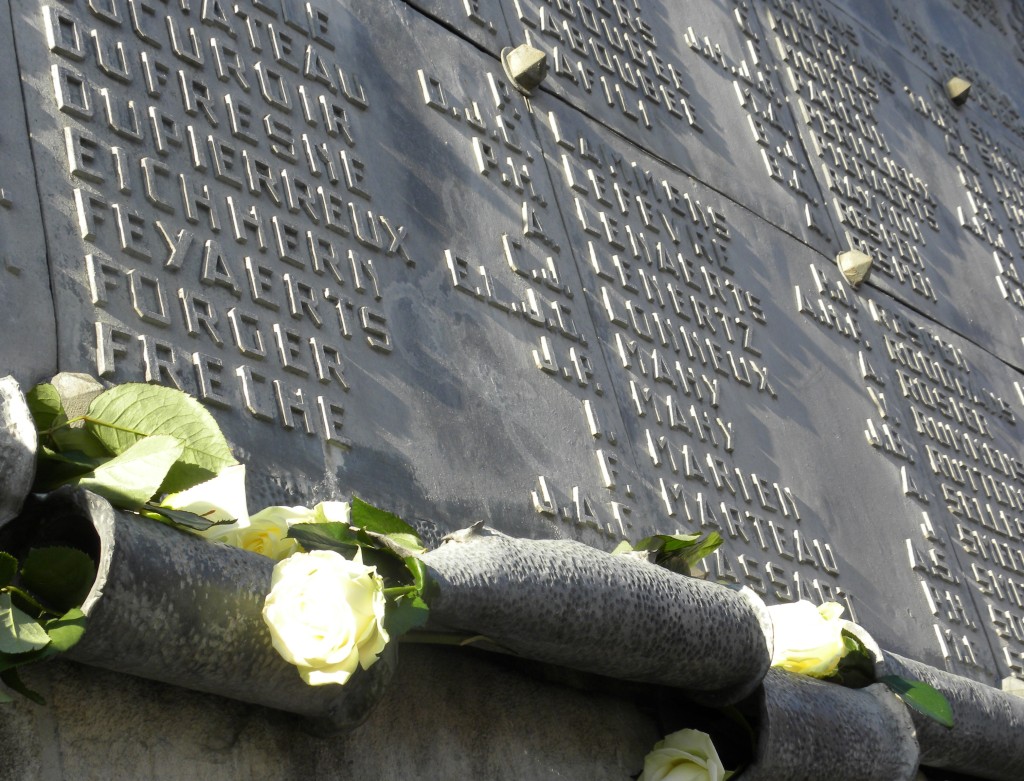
[501, 44, 548, 95]
[945, 76, 971, 106]
[836, 248, 872, 287]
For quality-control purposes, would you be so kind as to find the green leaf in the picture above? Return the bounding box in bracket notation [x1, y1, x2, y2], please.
[36, 445, 106, 470]
[385, 533, 426, 555]
[25, 383, 64, 433]
[85, 384, 237, 493]
[4, 586, 49, 618]
[361, 548, 415, 586]
[32, 451, 100, 493]
[350, 497, 419, 538]
[880, 675, 954, 728]
[405, 557, 439, 604]
[405, 556, 427, 593]
[384, 594, 430, 638]
[652, 532, 705, 552]
[0, 687, 11, 704]
[288, 524, 414, 584]
[610, 540, 633, 555]
[43, 609, 86, 653]
[0, 593, 51, 654]
[141, 503, 226, 532]
[288, 522, 361, 554]
[70, 434, 183, 508]
[636, 531, 724, 575]
[0, 668, 44, 705]
[49, 426, 109, 459]
[20, 548, 96, 613]
[0, 554, 17, 589]
[360, 530, 425, 560]
[676, 531, 724, 568]
[0, 643, 58, 674]
[828, 646, 876, 689]
[28, 383, 108, 463]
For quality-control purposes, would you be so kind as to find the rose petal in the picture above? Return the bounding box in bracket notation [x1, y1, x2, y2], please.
[262, 550, 389, 686]
[768, 600, 848, 677]
[640, 730, 727, 781]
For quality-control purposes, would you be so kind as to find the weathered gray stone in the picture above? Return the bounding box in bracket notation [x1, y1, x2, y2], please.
[1, 644, 661, 781]
[420, 525, 772, 703]
[5, 0, 1024, 688]
[0, 376, 37, 525]
[881, 651, 1024, 781]
[0, 489, 393, 731]
[742, 669, 920, 781]
[1, 0, 1024, 775]
[48, 372, 104, 423]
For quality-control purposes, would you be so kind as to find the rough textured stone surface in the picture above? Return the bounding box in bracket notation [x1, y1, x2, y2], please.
[1, 489, 393, 730]
[742, 669, 919, 781]
[0, 376, 36, 525]
[420, 526, 773, 703]
[882, 651, 1024, 781]
[0, 646, 659, 780]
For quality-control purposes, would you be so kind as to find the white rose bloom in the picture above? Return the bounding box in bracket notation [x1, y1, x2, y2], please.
[639, 729, 730, 781]
[262, 549, 389, 686]
[224, 501, 349, 561]
[221, 507, 303, 561]
[767, 600, 848, 678]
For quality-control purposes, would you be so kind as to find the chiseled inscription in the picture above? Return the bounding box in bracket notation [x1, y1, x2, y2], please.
[461, 0, 499, 35]
[795, 262, 868, 345]
[0, 133, 14, 272]
[542, 106, 848, 608]
[1010, 3, 1024, 69]
[421, 65, 630, 538]
[551, 122, 776, 401]
[422, 66, 581, 332]
[511, 0, 701, 133]
[948, 0, 1007, 32]
[951, 118, 1024, 311]
[683, 2, 824, 234]
[892, 7, 1024, 143]
[904, 81, 1023, 291]
[45, 0, 415, 447]
[868, 299, 1024, 678]
[766, 0, 939, 304]
[906, 512, 987, 674]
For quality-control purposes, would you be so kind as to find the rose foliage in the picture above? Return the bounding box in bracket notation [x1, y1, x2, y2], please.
[767, 599, 954, 727]
[10, 378, 432, 700]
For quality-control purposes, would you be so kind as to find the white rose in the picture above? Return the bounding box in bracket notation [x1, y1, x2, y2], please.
[222, 507, 300, 561]
[639, 729, 730, 781]
[223, 501, 350, 561]
[262, 549, 389, 685]
[767, 600, 848, 677]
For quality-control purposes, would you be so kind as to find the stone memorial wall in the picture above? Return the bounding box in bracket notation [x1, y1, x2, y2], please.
[2, 0, 1024, 777]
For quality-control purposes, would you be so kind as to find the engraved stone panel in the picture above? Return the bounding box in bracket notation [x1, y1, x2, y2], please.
[500, 0, 837, 253]
[887, 0, 1024, 132]
[4, 0, 1024, 693]
[861, 292, 1024, 684]
[0, 5, 56, 386]
[10, 0, 647, 543]
[400, 0, 513, 51]
[529, 98, 998, 680]
[756, 0, 1024, 372]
